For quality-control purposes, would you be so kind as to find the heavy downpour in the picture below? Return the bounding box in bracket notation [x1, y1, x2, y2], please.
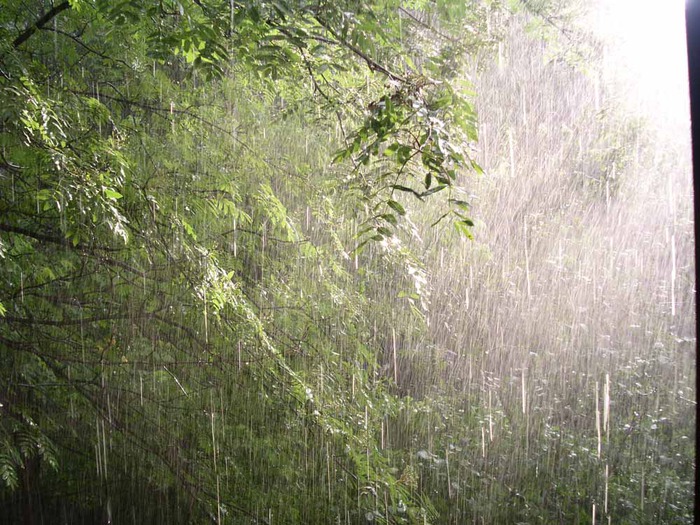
[0, 1, 695, 524]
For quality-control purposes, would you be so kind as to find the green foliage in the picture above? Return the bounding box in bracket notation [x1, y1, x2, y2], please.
[0, 0, 499, 522]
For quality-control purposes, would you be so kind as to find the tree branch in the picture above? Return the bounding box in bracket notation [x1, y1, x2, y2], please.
[2, 313, 136, 327]
[0, 222, 120, 252]
[398, 7, 459, 43]
[39, 26, 134, 69]
[0, 222, 67, 246]
[311, 15, 406, 82]
[13, 2, 72, 49]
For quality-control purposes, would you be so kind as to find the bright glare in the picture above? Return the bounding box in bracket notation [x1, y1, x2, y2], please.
[594, 0, 689, 129]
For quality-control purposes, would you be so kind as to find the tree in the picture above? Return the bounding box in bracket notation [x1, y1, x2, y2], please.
[0, 1, 492, 522]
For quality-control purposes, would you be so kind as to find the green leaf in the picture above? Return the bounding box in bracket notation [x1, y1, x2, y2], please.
[396, 145, 413, 164]
[104, 188, 123, 200]
[448, 199, 470, 211]
[420, 184, 447, 197]
[354, 238, 371, 253]
[387, 200, 406, 216]
[355, 225, 376, 239]
[430, 92, 453, 110]
[391, 185, 423, 199]
[0, 457, 18, 490]
[384, 142, 400, 155]
[454, 219, 474, 239]
[380, 213, 398, 226]
[181, 219, 198, 241]
[36, 189, 52, 202]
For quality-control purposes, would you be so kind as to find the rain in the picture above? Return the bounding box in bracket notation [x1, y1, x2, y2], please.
[0, 0, 694, 524]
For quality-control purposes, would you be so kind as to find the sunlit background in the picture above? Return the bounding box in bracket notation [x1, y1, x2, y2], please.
[594, 0, 689, 131]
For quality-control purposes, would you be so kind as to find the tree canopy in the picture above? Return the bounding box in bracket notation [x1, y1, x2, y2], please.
[0, 1, 491, 522]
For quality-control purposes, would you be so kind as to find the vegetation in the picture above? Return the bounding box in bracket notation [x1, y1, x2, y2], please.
[0, 0, 694, 524]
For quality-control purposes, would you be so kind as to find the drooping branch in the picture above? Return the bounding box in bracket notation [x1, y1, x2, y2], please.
[2, 313, 137, 327]
[38, 26, 133, 69]
[398, 7, 459, 43]
[0, 222, 67, 246]
[13, 1, 72, 49]
[311, 15, 406, 83]
[0, 222, 120, 252]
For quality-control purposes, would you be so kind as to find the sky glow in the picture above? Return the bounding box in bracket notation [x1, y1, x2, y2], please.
[594, 0, 689, 129]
